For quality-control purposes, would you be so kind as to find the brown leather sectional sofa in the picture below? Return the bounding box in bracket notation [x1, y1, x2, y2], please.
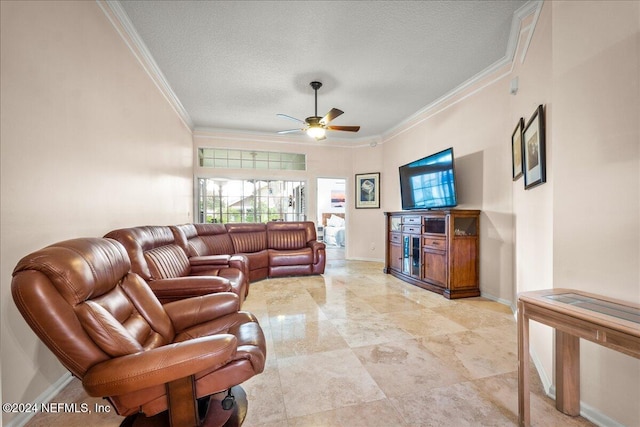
[105, 221, 326, 305]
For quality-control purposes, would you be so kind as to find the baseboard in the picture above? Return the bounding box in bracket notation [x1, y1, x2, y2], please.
[579, 401, 626, 427]
[542, 384, 625, 427]
[4, 372, 73, 427]
[479, 291, 513, 308]
[345, 256, 384, 263]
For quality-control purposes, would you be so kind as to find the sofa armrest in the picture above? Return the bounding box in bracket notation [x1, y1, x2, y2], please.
[189, 254, 231, 266]
[148, 276, 232, 301]
[83, 334, 237, 397]
[307, 240, 326, 263]
[229, 254, 250, 279]
[164, 292, 240, 332]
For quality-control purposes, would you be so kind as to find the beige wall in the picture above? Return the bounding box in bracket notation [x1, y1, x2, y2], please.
[551, 1, 639, 425]
[380, 58, 517, 304]
[379, 1, 640, 425]
[2, 0, 639, 426]
[0, 1, 193, 424]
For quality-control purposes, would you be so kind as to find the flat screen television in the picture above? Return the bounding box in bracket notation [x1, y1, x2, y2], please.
[399, 147, 458, 210]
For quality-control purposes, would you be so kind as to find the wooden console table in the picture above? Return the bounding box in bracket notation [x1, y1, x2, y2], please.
[517, 289, 640, 426]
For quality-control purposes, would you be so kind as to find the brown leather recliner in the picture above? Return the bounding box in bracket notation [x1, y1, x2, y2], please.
[266, 221, 326, 277]
[12, 238, 266, 426]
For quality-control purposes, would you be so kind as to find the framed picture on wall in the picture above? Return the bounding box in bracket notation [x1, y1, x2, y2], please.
[512, 117, 524, 180]
[523, 104, 546, 189]
[355, 172, 380, 209]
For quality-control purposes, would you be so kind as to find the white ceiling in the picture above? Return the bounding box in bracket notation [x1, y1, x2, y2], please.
[115, 0, 530, 140]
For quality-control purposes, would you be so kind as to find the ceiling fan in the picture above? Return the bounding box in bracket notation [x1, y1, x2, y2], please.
[277, 81, 360, 141]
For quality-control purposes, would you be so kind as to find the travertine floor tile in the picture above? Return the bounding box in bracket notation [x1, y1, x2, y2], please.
[420, 329, 518, 379]
[353, 338, 467, 397]
[381, 307, 468, 338]
[270, 319, 349, 358]
[389, 381, 515, 426]
[23, 260, 595, 427]
[430, 302, 515, 330]
[288, 399, 406, 427]
[330, 312, 414, 348]
[361, 293, 425, 313]
[241, 365, 288, 426]
[277, 348, 385, 419]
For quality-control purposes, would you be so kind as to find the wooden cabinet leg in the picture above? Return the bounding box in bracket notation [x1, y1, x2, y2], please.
[556, 330, 580, 416]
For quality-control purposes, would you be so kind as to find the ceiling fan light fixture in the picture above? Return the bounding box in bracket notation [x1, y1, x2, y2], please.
[277, 81, 359, 140]
[306, 125, 326, 139]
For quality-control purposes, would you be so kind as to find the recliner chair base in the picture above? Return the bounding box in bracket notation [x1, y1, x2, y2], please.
[120, 386, 247, 427]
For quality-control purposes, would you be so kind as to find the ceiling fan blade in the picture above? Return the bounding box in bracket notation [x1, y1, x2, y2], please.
[327, 125, 360, 132]
[277, 129, 304, 134]
[277, 113, 305, 124]
[320, 108, 344, 125]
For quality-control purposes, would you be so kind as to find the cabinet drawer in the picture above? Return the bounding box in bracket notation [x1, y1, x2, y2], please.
[389, 232, 402, 244]
[402, 225, 421, 234]
[403, 216, 421, 225]
[423, 236, 446, 250]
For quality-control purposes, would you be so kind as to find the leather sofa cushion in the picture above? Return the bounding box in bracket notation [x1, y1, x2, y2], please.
[243, 250, 269, 270]
[77, 300, 146, 357]
[199, 234, 235, 256]
[13, 238, 132, 305]
[267, 220, 317, 241]
[268, 247, 313, 266]
[268, 229, 307, 250]
[144, 244, 191, 279]
[193, 224, 236, 255]
[229, 231, 267, 253]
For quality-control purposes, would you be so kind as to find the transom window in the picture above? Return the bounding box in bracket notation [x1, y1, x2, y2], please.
[198, 148, 306, 171]
[197, 178, 306, 223]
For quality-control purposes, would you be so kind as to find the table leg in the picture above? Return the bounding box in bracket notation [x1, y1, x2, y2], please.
[556, 330, 580, 416]
[518, 300, 530, 427]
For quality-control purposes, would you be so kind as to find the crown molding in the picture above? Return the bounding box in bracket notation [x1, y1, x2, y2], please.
[518, 0, 543, 64]
[96, 0, 194, 130]
[382, 0, 543, 142]
[193, 127, 378, 149]
[96, 0, 542, 146]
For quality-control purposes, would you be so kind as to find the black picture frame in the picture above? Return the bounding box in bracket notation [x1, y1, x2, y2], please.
[523, 105, 546, 190]
[355, 172, 380, 209]
[512, 117, 524, 180]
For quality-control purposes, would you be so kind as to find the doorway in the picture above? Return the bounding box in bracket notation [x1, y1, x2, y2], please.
[317, 178, 346, 260]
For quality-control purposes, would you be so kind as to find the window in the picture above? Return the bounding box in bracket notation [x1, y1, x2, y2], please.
[198, 148, 306, 171]
[197, 178, 306, 223]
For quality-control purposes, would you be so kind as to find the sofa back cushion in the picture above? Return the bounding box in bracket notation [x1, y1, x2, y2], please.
[194, 223, 236, 256]
[266, 221, 317, 243]
[105, 226, 190, 280]
[268, 229, 307, 250]
[145, 244, 191, 279]
[226, 223, 267, 254]
[170, 224, 198, 255]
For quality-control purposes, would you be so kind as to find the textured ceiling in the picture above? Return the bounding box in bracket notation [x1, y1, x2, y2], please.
[117, 0, 529, 140]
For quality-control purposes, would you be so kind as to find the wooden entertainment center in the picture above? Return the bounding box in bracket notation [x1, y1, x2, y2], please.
[384, 209, 480, 299]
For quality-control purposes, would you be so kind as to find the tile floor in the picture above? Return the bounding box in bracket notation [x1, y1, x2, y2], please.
[23, 259, 595, 427]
